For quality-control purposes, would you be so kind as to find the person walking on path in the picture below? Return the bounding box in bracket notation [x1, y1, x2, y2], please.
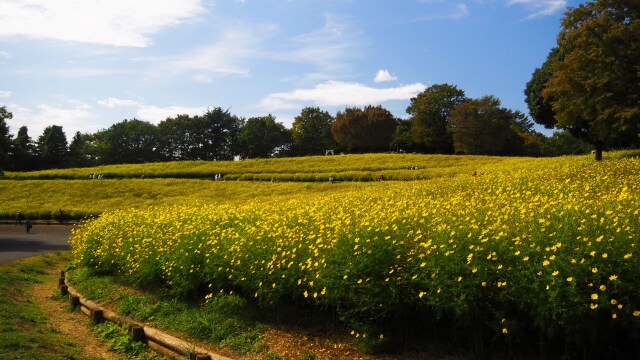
[15, 212, 21, 225]
[25, 218, 33, 234]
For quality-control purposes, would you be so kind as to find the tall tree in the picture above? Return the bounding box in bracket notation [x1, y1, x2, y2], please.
[66, 131, 97, 168]
[525, 47, 561, 129]
[331, 105, 397, 153]
[200, 107, 244, 160]
[101, 119, 160, 164]
[450, 96, 523, 155]
[10, 126, 36, 170]
[37, 125, 68, 169]
[407, 84, 466, 154]
[157, 114, 202, 160]
[290, 107, 336, 156]
[543, 0, 640, 160]
[0, 106, 13, 171]
[390, 118, 414, 153]
[238, 115, 291, 158]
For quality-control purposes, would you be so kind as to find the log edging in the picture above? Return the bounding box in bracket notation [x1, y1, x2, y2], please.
[59, 270, 233, 360]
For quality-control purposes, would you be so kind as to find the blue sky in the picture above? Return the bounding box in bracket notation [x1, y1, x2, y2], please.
[0, 0, 586, 139]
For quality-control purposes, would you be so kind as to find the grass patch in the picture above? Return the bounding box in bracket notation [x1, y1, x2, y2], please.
[0, 252, 84, 359]
[67, 268, 269, 356]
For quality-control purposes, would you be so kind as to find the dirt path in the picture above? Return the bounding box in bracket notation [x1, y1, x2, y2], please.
[29, 264, 128, 360]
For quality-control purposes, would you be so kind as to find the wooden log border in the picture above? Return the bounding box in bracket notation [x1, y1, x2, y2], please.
[59, 270, 232, 360]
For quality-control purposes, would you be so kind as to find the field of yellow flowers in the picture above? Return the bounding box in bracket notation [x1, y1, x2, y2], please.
[69, 153, 640, 356]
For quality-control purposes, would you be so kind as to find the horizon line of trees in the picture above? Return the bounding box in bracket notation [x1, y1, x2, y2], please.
[1, 94, 593, 172]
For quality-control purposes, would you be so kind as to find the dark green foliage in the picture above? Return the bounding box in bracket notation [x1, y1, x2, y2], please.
[332, 105, 397, 153]
[238, 115, 292, 158]
[543, 0, 640, 159]
[525, 47, 561, 129]
[37, 125, 68, 169]
[290, 107, 336, 156]
[450, 96, 524, 155]
[407, 83, 465, 154]
[0, 106, 13, 170]
[100, 119, 161, 164]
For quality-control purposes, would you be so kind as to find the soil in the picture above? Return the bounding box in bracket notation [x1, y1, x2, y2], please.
[29, 266, 127, 360]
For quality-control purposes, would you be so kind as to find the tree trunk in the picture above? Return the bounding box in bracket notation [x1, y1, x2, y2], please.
[595, 141, 603, 161]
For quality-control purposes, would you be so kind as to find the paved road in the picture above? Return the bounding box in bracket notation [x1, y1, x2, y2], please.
[0, 224, 73, 265]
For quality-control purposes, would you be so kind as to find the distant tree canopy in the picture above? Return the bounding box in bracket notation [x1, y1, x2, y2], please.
[540, 0, 640, 160]
[407, 83, 466, 154]
[525, 47, 560, 130]
[450, 96, 525, 156]
[291, 107, 336, 156]
[332, 105, 397, 153]
[100, 119, 160, 164]
[0, 106, 13, 170]
[10, 126, 37, 171]
[37, 125, 68, 169]
[238, 115, 291, 159]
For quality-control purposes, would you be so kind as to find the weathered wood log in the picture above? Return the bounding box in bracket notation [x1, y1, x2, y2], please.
[91, 309, 104, 323]
[80, 305, 91, 317]
[192, 353, 212, 360]
[130, 325, 145, 341]
[147, 339, 185, 360]
[60, 285, 68, 296]
[58, 277, 65, 286]
[70, 295, 80, 308]
[60, 270, 65, 278]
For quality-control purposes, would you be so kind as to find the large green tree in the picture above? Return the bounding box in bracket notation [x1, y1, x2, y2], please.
[10, 126, 36, 170]
[290, 107, 336, 156]
[524, 47, 561, 129]
[238, 115, 291, 158]
[543, 0, 640, 160]
[450, 96, 524, 155]
[407, 84, 466, 154]
[101, 119, 160, 164]
[37, 125, 68, 169]
[331, 105, 397, 153]
[0, 106, 13, 171]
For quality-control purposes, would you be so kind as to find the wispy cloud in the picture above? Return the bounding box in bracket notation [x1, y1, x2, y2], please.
[0, 0, 205, 47]
[414, 3, 469, 22]
[258, 80, 426, 111]
[97, 98, 141, 108]
[507, 0, 567, 18]
[156, 24, 276, 82]
[374, 70, 398, 83]
[0, 90, 11, 98]
[136, 105, 208, 123]
[9, 101, 100, 137]
[274, 14, 364, 79]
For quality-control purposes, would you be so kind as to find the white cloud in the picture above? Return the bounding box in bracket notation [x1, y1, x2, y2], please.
[9, 102, 100, 137]
[156, 24, 276, 82]
[136, 105, 208, 123]
[414, 2, 469, 21]
[508, 0, 567, 18]
[0, 0, 205, 47]
[258, 80, 427, 111]
[0, 50, 10, 59]
[276, 14, 363, 74]
[0, 90, 11, 98]
[374, 69, 398, 83]
[97, 98, 141, 108]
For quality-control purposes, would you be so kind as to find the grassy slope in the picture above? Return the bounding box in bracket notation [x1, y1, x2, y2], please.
[0, 152, 590, 220]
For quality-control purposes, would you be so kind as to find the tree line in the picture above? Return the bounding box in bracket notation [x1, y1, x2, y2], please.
[0, 92, 591, 172]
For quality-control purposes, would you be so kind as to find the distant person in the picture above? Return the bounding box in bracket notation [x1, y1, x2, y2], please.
[15, 212, 21, 225]
[25, 218, 33, 234]
[329, 175, 334, 183]
[379, 174, 385, 181]
[59, 209, 64, 224]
